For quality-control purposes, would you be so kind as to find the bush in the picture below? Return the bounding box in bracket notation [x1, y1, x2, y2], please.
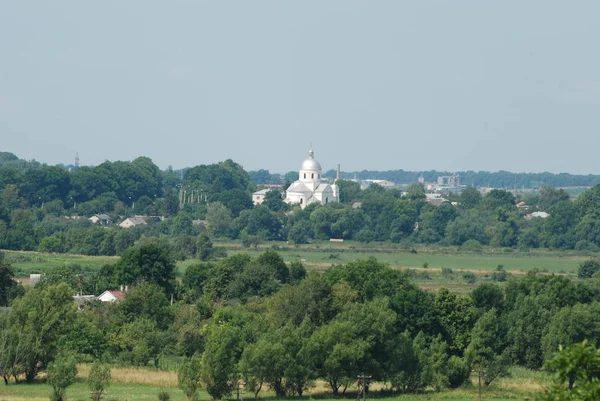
[491, 269, 508, 282]
[462, 239, 483, 251]
[47, 355, 78, 401]
[158, 392, 170, 401]
[88, 362, 111, 401]
[578, 259, 600, 279]
[463, 272, 476, 284]
[423, 262, 429, 268]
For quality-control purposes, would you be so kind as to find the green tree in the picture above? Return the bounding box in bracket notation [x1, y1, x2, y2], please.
[197, 234, 214, 261]
[578, 259, 600, 279]
[287, 220, 312, 244]
[542, 303, 600, 363]
[459, 187, 482, 209]
[178, 356, 203, 401]
[0, 252, 20, 306]
[9, 283, 77, 381]
[256, 250, 289, 284]
[434, 288, 476, 353]
[263, 189, 288, 212]
[465, 309, 510, 388]
[336, 180, 361, 203]
[200, 322, 245, 399]
[88, 362, 111, 401]
[538, 341, 600, 401]
[289, 261, 307, 284]
[46, 354, 77, 401]
[116, 242, 176, 294]
[206, 203, 232, 237]
[117, 282, 172, 330]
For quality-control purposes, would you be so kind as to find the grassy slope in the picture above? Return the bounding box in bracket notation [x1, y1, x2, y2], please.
[0, 366, 547, 401]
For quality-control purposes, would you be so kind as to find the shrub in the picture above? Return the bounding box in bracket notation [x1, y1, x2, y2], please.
[462, 239, 483, 251]
[47, 355, 77, 401]
[158, 392, 170, 401]
[578, 259, 600, 279]
[463, 272, 476, 284]
[423, 262, 429, 268]
[88, 362, 111, 401]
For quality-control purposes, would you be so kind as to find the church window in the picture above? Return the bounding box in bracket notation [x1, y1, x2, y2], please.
[311, 173, 314, 179]
[300, 198, 303, 204]
[325, 197, 328, 204]
[304, 173, 306, 179]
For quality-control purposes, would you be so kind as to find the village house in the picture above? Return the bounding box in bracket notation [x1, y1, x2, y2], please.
[89, 214, 112, 225]
[98, 289, 126, 302]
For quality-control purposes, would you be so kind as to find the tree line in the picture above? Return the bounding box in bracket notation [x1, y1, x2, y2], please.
[5, 150, 600, 256]
[3, 244, 600, 399]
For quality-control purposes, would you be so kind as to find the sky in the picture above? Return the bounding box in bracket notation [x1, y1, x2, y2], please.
[1, 1, 600, 174]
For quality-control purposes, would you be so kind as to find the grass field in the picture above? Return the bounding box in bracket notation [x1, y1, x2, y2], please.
[0, 366, 547, 401]
[4, 241, 589, 294]
[4, 251, 117, 277]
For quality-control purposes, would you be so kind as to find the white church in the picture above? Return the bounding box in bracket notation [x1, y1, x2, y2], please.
[283, 147, 339, 209]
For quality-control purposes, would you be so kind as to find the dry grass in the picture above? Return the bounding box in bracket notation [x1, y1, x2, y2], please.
[77, 364, 178, 387]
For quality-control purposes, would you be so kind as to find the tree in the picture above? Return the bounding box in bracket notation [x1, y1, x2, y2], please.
[465, 309, 510, 390]
[9, 283, 77, 381]
[197, 234, 214, 261]
[578, 259, 600, 279]
[117, 282, 172, 330]
[178, 356, 202, 401]
[0, 252, 20, 306]
[542, 303, 600, 363]
[336, 180, 361, 203]
[538, 341, 600, 401]
[287, 220, 312, 244]
[405, 183, 426, 201]
[470, 283, 504, 312]
[256, 250, 289, 284]
[88, 362, 111, 401]
[459, 187, 482, 209]
[206, 203, 232, 237]
[434, 288, 476, 353]
[200, 322, 245, 399]
[116, 242, 176, 294]
[263, 189, 288, 212]
[289, 261, 307, 284]
[46, 354, 77, 401]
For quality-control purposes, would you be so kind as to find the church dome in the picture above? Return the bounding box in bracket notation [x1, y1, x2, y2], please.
[300, 148, 322, 171]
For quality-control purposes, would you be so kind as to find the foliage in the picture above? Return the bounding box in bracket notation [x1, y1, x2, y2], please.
[46, 354, 77, 401]
[538, 341, 600, 401]
[88, 362, 111, 401]
[178, 355, 202, 401]
[578, 259, 600, 279]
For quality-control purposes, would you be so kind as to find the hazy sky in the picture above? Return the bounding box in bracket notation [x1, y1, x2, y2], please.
[1, 2, 599, 174]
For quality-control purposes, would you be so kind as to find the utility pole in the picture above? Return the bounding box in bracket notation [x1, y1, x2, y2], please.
[233, 380, 244, 401]
[472, 366, 486, 401]
[356, 374, 372, 401]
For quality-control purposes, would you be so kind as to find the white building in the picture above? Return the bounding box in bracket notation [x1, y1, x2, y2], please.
[284, 147, 339, 209]
[98, 289, 126, 302]
[252, 189, 270, 205]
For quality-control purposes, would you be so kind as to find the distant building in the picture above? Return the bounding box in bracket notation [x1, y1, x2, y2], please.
[29, 274, 41, 288]
[73, 295, 96, 310]
[284, 147, 339, 209]
[426, 197, 449, 207]
[89, 214, 112, 225]
[98, 290, 126, 302]
[119, 216, 148, 228]
[360, 179, 396, 189]
[525, 211, 550, 220]
[252, 189, 271, 205]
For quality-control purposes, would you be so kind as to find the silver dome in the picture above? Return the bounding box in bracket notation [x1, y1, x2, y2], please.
[300, 148, 322, 171]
